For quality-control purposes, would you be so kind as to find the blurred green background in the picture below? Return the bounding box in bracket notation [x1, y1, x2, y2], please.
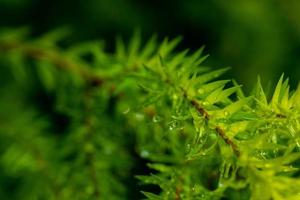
[1, 0, 300, 90]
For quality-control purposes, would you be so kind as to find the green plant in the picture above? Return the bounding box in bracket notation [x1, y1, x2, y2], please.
[0, 28, 300, 200]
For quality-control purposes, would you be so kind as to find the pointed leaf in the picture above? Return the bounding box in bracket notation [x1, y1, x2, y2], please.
[291, 83, 300, 109]
[271, 74, 284, 106]
[183, 46, 205, 67]
[206, 85, 240, 105]
[213, 97, 252, 118]
[128, 30, 141, 61]
[168, 49, 189, 70]
[116, 36, 126, 59]
[232, 79, 245, 99]
[141, 192, 163, 200]
[159, 36, 182, 57]
[196, 67, 230, 85]
[140, 35, 158, 60]
[254, 76, 268, 105]
[197, 80, 230, 96]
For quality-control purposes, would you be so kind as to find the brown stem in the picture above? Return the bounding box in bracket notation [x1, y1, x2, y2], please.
[0, 41, 105, 86]
[175, 176, 184, 200]
[181, 87, 240, 157]
[175, 186, 182, 200]
[190, 99, 210, 120]
[215, 126, 240, 156]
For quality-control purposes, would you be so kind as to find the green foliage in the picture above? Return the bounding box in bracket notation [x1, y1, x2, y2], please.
[0, 28, 300, 200]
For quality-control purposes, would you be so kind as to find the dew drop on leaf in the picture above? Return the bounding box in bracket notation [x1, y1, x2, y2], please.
[224, 110, 229, 117]
[260, 151, 267, 159]
[272, 149, 278, 156]
[140, 150, 150, 158]
[198, 88, 205, 94]
[134, 113, 144, 121]
[122, 107, 130, 114]
[296, 138, 300, 147]
[152, 115, 162, 123]
[169, 122, 177, 131]
[265, 124, 271, 129]
[186, 143, 191, 152]
[271, 108, 275, 113]
[172, 94, 178, 100]
[202, 101, 210, 106]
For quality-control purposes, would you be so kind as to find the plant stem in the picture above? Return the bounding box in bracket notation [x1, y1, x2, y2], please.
[0, 41, 104, 86]
[181, 88, 240, 157]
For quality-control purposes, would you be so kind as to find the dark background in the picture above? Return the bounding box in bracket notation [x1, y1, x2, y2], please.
[1, 0, 300, 91]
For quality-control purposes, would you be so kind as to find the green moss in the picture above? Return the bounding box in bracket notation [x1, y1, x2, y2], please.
[0, 28, 300, 200]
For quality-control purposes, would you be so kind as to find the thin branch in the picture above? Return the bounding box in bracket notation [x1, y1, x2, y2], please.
[181, 87, 240, 157]
[0, 41, 104, 87]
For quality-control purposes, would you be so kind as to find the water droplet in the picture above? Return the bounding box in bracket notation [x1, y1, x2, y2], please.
[265, 124, 271, 129]
[224, 110, 229, 117]
[283, 165, 294, 172]
[271, 109, 275, 112]
[272, 149, 278, 156]
[152, 115, 162, 123]
[173, 94, 178, 100]
[200, 152, 207, 156]
[198, 88, 205, 94]
[169, 122, 177, 131]
[260, 151, 267, 159]
[140, 150, 150, 158]
[296, 138, 300, 147]
[135, 113, 144, 121]
[122, 107, 130, 114]
[186, 143, 191, 152]
[202, 101, 210, 106]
